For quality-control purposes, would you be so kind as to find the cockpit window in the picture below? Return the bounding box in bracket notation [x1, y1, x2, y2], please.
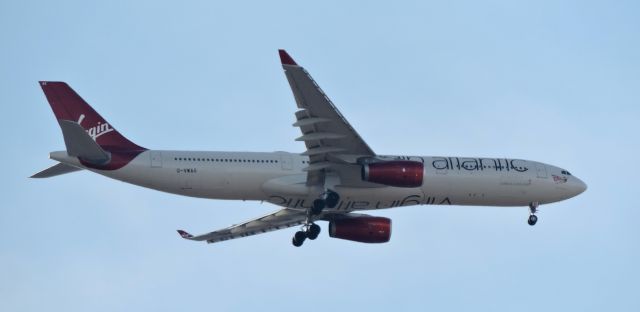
[561, 170, 572, 176]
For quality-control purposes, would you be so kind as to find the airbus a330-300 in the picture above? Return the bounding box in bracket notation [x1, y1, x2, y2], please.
[32, 50, 587, 247]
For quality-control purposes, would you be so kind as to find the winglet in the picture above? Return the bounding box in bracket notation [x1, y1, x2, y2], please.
[177, 230, 194, 239]
[278, 49, 298, 66]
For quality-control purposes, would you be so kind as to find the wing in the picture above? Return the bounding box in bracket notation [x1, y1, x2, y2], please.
[279, 50, 376, 185]
[177, 208, 307, 244]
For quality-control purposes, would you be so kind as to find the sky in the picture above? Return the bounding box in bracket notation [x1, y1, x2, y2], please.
[1, 0, 639, 311]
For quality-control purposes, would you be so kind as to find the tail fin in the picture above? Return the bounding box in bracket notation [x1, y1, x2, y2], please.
[39, 81, 144, 152]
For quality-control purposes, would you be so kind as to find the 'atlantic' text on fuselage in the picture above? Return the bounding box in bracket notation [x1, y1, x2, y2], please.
[432, 157, 529, 172]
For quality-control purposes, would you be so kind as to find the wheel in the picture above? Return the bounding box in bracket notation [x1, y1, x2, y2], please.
[292, 231, 307, 247]
[292, 237, 303, 247]
[528, 214, 538, 226]
[312, 199, 326, 215]
[307, 223, 321, 240]
[325, 191, 340, 208]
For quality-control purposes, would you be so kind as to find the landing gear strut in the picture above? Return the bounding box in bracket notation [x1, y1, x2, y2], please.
[528, 202, 539, 226]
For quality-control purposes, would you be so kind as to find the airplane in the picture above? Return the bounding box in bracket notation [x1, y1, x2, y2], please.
[32, 50, 587, 247]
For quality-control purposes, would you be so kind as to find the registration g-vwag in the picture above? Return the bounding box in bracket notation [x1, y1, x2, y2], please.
[32, 50, 587, 247]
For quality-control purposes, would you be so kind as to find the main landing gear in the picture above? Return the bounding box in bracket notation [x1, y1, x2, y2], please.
[310, 190, 340, 215]
[292, 223, 321, 247]
[528, 202, 539, 226]
[292, 190, 340, 247]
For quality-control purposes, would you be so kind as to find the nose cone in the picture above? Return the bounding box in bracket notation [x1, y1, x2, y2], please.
[571, 177, 588, 196]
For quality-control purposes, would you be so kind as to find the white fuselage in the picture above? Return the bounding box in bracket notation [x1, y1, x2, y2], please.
[51, 150, 586, 212]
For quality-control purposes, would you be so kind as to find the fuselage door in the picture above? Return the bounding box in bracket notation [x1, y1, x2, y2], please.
[535, 163, 547, 178]
[150, 151, 163, 168]
[280, 153, 293, 170]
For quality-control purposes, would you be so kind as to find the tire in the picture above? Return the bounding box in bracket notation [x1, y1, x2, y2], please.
[307, 224, 321, 240]
[292, 237, 303, 247]
[325, 191, 340, 208]
[292, 231, 307, 247]
[312, 199, 326, 215]
[528, 215, 538, 226]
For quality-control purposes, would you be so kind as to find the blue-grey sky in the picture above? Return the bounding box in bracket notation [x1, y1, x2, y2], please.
[1, 0, 638, 311]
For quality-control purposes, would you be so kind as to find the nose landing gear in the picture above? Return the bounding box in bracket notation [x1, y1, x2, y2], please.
[528, 202, 539, 226]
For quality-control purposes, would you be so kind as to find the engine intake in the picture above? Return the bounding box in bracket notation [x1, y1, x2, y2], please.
[361, 160, 424, 188]
[329, 216, 391, 243]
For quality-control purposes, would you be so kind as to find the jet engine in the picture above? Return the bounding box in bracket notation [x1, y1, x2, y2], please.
[328, 216, 391, 243]
[361, 160, 423, 188]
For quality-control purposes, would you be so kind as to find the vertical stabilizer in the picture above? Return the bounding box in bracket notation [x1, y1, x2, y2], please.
[39, 81, 144, 152]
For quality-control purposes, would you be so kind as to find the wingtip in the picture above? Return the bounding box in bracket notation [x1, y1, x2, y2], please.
[177, 230, 193, 239]
[278, 49, 297, 66]
[38, 81, 66, 86]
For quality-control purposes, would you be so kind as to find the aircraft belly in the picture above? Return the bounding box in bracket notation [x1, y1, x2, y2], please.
[267, 186, 426, 211]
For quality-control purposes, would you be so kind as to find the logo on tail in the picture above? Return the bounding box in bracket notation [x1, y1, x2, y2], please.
[77, 114, 114, 141]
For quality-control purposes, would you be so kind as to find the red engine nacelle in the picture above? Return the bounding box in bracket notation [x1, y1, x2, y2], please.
[329, 216, 392, 243]
[361, 160, 424, 188]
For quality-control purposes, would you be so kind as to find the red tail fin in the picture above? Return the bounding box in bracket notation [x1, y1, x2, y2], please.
[39, 81, 144, 152]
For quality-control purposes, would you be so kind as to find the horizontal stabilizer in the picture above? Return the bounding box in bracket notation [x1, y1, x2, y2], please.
[59, 120, 111, 164]
[31, 162, 82, 178]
